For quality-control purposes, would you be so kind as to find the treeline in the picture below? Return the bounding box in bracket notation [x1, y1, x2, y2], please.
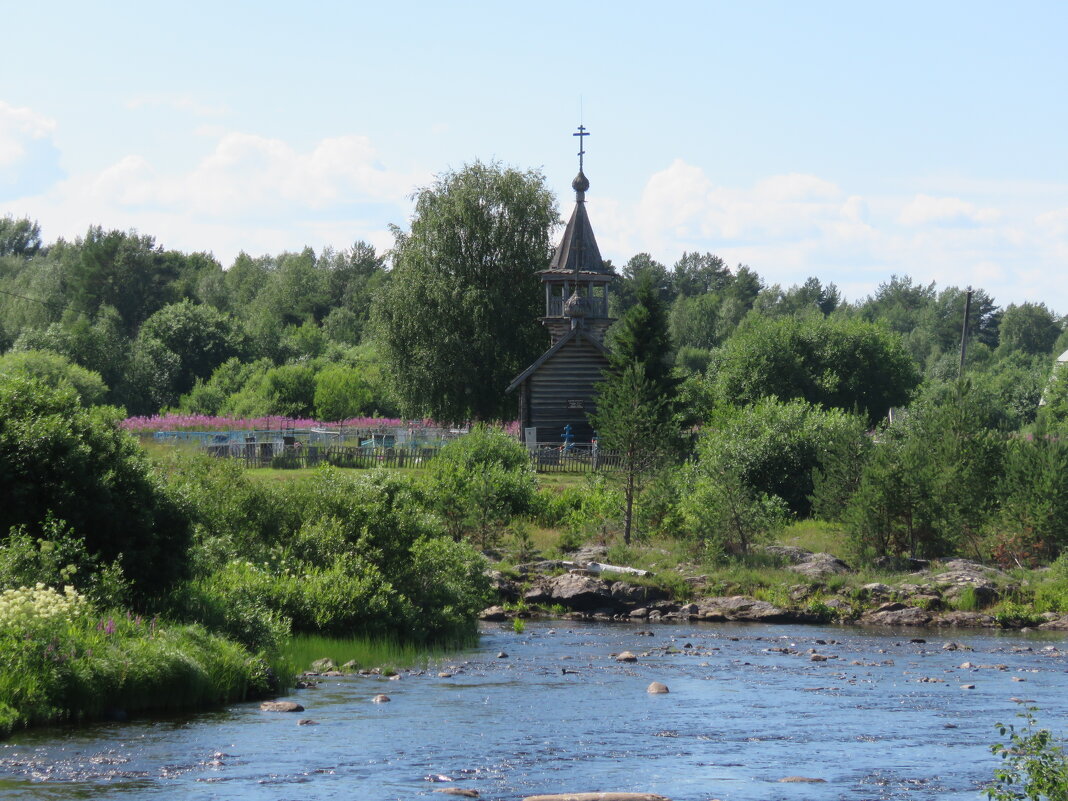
[2, 211, 1066, 428]
[0, 218, 395, 419]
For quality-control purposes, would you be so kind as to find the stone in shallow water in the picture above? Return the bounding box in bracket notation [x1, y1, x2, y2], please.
[372, 694, 391, 703]
[616, 651, 637, 662]
[435, 789, 480, 797]
[260, 701, 304, 712]
[779, 776, 826, 783]
[524, 795, 672, 801]
[646, 682, 669, 694]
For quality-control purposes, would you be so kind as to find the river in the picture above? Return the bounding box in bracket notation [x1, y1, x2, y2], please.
[1, 620, 1066, 801]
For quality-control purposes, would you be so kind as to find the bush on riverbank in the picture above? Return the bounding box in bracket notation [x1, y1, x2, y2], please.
[0, 585, 274, 737]
[162, 459, 491, 646]
[0, 375, 191, 600]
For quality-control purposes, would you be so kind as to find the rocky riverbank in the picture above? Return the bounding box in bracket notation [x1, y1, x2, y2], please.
[481, 546, 1068, 631]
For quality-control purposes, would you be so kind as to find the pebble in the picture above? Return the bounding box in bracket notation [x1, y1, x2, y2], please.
[647, 682, 670, 694]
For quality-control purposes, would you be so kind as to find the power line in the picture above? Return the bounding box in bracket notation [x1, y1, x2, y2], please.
[0, 286, 98, 319]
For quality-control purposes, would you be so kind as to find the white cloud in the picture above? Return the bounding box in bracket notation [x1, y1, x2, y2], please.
[125, 93, 228, 117]
[631, 161, 852, 256]
[0, 127, 427, 265]
[78, 132, 426, 218]
[0, 101, 56, 168]
[582, 161, 1068, 311]
[898, 193, 1001, 226]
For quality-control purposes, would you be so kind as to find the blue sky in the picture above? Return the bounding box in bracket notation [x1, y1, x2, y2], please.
[2, 1, 1068, 310]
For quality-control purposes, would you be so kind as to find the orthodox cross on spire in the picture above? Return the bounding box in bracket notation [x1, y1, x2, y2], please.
[573, 124, 589, 173]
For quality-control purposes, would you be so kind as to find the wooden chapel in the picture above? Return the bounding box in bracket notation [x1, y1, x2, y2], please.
[506, 127, 617, 444]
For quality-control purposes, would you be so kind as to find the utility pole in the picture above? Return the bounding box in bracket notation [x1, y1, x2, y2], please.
[959, 287, 973, 379]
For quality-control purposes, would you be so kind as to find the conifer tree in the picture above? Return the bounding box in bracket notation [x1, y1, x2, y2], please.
[592, 273, 680, 543]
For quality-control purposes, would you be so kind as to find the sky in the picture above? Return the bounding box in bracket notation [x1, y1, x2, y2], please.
[2, 1, 1068, 310]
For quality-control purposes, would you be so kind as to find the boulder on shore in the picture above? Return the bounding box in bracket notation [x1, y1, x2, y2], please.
[541, 573, 617, 611]
[787, 553, 851, 578]
[696, 596, 794, 622]
[862, 605, 932, 627]
[479, 605, 509, 621]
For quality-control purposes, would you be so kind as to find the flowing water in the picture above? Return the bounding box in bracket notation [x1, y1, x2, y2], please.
[1, 620, 1066, 801]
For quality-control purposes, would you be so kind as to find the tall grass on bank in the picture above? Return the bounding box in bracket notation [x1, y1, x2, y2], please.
[281, 633, 478, 675]
[0, 586, 275, 738]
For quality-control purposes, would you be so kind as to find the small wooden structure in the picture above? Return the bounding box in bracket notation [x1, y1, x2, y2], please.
[507, 128, 616, 444]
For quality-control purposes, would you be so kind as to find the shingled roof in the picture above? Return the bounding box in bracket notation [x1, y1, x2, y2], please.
[542, 170, 612, 275]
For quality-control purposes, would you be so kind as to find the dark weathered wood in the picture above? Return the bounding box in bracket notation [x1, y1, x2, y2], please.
[525, 334, 608, 442]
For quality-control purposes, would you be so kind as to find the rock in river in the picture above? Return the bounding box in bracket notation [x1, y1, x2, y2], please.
[260, 700, 304, 712]
[647, 682, 669, 694]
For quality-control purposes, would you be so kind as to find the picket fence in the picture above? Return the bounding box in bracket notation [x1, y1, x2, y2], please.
[204, 442, 623, 473]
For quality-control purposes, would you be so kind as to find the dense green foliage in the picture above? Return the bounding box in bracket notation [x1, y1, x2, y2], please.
[0, 349, 107, 406]
[374, 161, 558, 422]
[595, 275, 680, 544]
[0, 588, 274, 737]
[425, 426, 537, 547]
[706, 313, 921, 424]
[0, 375, 190, 597]
[988, 709, 1068, 801]
[163, 458, 491, 649]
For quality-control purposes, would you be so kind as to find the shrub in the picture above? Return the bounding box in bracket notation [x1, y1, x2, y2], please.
[0, 612, 273, 737]
[532, 485, 585, 527]
[987, 436, 1068, 567]
[677, 460, 789, 561]
[168, 465, 490, 645]
[425, 426, 537, 543]
[562, 476, 623, 546]
[0, 374, 191, 599]
[699, 397, 867, 517]
[0, 349, 108, 406]
[988, 708, 1068, 801]
[0, 584, 90, 629]
[844, 381, 1005, 561]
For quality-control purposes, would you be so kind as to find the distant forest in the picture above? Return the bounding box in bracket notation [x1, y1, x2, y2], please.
[1, 213, 1065, 429]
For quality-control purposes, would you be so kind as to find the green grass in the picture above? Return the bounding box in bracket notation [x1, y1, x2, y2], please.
[776, 519, 850, 557]
[536, 472, 591, 493]
[280, 633, 476, 674]
[0, 614, 275, 738]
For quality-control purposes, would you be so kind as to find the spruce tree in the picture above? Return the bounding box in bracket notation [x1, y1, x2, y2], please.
[592, 272, 680, 544]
